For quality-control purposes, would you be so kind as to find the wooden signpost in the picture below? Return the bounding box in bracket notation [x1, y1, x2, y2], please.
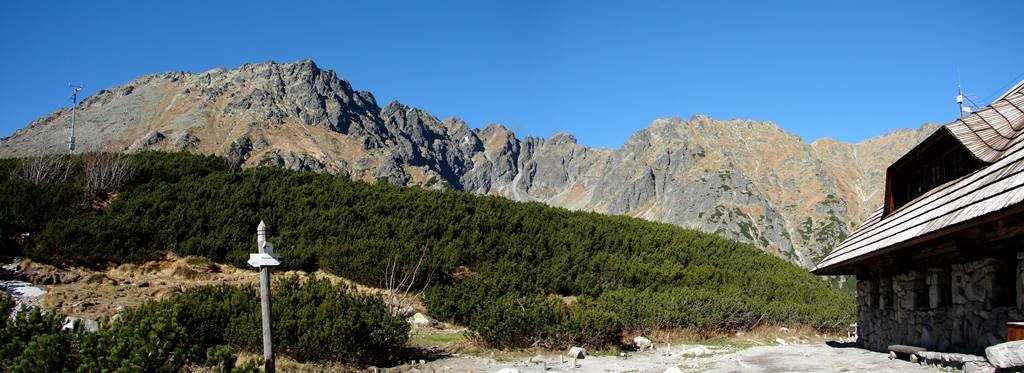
[247, 220, 281, 373]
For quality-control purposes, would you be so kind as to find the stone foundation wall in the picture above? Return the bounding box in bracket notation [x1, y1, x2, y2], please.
[856, 257, 1024, 354]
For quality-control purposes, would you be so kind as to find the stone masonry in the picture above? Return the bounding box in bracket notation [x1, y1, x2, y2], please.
[856, 256, 1024, 354]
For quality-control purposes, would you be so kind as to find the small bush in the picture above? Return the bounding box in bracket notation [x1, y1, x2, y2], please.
[466, 294, 564, 348]
[145, 276, 408, 366]
[10, 333, 77, 372]
[272, 276, 409, 364]
[77, 301, 202, 371]
[206, 345, 238, 373]
[557, 301, 622, 348]
[0, 293, 80, 371]
[454, 293, 622, 349]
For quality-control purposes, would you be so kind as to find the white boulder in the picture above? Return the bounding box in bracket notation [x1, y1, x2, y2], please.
[634, 336, 653, 351]
[567, 346, 587, 359]
[407, 312, 436, 327]
[985, 340, 1024, 369]
[62, 316, 99, 332]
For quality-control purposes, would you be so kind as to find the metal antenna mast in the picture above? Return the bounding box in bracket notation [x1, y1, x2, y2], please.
[956, 69, 966, 118]
[68, 83, 83, 153]
[954, 70, 970, 118]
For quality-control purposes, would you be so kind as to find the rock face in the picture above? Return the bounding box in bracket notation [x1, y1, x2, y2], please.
[0, 59, 937, 268]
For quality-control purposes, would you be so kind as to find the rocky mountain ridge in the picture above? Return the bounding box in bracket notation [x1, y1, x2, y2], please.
[0, 60, 939, 268]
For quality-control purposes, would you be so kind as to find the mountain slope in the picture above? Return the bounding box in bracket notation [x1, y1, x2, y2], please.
[0, 59, 937, 267]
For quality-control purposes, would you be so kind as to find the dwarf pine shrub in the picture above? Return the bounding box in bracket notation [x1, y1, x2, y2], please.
[3, 152, 854, 350]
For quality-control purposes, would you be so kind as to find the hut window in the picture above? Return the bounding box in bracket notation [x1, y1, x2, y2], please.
[880, 278, 894, 310]
[870, 279, 880, 309]
[927, 268, 951, 308]
[996, 262, 1017, 307]
[912, 272, 928, 309]
[884, 132, 984, 216]
[944, 268, 953, 306]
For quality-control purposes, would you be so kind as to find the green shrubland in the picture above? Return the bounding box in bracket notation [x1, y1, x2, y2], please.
[0, 276, 407, 371]
[1, 152, 854, 351]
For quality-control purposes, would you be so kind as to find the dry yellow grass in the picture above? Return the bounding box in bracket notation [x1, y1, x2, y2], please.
[34, 253, 397, 320]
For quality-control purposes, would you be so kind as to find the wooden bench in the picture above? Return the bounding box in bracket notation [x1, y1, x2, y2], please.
[888, 345, 926, 363]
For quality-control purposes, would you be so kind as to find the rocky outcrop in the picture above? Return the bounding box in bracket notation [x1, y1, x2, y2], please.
[0, 59, 938, 268]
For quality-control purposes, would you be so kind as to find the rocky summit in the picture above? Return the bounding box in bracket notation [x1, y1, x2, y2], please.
[0, 59, 937, 268]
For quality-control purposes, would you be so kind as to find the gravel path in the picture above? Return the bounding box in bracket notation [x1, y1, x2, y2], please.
[692, 344, 940, 372]
[396, 343, 941, 372]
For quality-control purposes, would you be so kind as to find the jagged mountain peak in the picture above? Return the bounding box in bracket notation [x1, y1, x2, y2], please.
[547, 132, 578, 145]
[0, 60, 936, 268]
[382, 100, 413, 113]
[644, 115, 800, 144]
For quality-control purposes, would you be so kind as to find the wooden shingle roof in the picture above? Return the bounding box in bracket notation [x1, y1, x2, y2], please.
[946, 81, 1024, 162]
[813, 82, 1024, 275]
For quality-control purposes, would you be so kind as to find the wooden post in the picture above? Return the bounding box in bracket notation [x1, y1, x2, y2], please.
[258, 222, 275, 373]
[248, 221, 282, 373]
[259, 264, 274, 372]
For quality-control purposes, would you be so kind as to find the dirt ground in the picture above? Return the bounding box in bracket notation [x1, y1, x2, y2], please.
[394, 342, 941, 373]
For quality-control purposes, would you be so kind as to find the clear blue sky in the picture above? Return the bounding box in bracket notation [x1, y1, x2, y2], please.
[2, 1, 1023, 148]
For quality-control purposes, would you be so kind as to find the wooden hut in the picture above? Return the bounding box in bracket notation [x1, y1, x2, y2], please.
[813, 81, 1024, 354]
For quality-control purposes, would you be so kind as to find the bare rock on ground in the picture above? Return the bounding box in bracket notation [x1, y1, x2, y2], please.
[407, 312, 436, 327]
[634, 336, 653, 351]
[567, 346, 587, 359]
[985, 340, 1024, 369]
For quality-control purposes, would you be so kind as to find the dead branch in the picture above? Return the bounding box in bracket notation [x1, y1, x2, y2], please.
[81, 152, 133, 195]
[381, 248, 432, 317]
[17, 154, 73, 186]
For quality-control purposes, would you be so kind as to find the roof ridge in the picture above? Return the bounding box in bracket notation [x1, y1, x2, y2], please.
[944, 91, 1024, 162]
[815, 138, 1024, 271]
[997, 80, 1024, 102]
[813, 81, 1024, 275]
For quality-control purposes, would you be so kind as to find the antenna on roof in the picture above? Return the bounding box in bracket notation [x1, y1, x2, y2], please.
[956, 69, 976, 117]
